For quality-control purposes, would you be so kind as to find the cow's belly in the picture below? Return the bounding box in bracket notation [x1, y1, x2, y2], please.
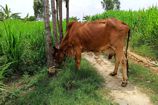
[82, 44, 115, 57]
[82, 43, 112, 52]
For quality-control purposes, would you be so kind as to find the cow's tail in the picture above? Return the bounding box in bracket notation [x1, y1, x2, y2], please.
[125, 29, 130, 75]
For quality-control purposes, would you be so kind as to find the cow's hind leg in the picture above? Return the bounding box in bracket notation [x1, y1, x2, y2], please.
[115, 50, 128, 87]
[121, 54, 128, 87]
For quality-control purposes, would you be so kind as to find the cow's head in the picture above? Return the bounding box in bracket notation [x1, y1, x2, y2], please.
[53, 46, 65, 66]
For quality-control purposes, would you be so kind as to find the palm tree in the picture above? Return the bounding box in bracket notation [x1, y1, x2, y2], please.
[43, 0, 56, 74]
[0, 4, 20, 20]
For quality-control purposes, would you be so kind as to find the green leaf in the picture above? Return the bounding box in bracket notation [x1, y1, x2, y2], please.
[0, 61, 15, 79]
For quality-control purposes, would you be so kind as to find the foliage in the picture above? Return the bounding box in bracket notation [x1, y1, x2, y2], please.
[83, 15, 91, 21]
[33, 0, 44, 19]
[101, 0, 120, 11]
[24, 14, 36, 21]
[69, 16, 80, 21]
[86, 7, 158, 59]
[0, 4, 20, 20]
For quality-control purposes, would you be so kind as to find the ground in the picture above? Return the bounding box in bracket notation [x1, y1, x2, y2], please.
[83, 52, 152, 105]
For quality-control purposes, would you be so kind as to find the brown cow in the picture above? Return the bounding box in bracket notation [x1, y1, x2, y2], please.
[53, 18, 130, 87]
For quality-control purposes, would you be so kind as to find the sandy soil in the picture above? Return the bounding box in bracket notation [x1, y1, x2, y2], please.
[83, 52, 152, 105]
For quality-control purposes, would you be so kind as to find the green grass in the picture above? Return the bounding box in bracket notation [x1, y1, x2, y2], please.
[2, 59, 115, 105]
[129, 62, 158, 105]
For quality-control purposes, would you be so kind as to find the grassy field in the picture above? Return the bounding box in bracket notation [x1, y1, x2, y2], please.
[0, 7, 158, 105]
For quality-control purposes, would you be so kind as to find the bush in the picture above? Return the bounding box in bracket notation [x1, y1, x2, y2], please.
[26, 16, 36, 21]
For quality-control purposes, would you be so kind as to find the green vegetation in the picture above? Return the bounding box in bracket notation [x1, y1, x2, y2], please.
[87, 7, 158, 59]
[0, 4, 20, 20]
[129, 62, 158, 105]
[1, 59, 114, 105]
[33, 0, 44, 19]
[0, 20, 45, 79]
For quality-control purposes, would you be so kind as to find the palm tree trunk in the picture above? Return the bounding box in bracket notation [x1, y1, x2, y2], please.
[51, 0, 58, 46]
[59, 0, 63, 43]
[43, 0, 54, 68]
[66, 0, 69, 30]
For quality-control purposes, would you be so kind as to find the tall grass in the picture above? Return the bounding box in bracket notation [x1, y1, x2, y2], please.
[0, 20, 45, 79]
[87, 7, 158, 59]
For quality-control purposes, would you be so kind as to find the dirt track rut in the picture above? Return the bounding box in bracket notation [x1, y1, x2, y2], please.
[83, 52, 152, 105]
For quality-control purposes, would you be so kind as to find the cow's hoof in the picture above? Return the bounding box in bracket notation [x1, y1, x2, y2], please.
[121, 81, 128, 87]
[110, 72, 117, 76]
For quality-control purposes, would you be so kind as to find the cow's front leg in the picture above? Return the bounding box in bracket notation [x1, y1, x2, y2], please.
[75, 49, 81, 70]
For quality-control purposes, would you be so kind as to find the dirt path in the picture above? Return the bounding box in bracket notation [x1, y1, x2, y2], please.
[83, 52, 152, 105]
